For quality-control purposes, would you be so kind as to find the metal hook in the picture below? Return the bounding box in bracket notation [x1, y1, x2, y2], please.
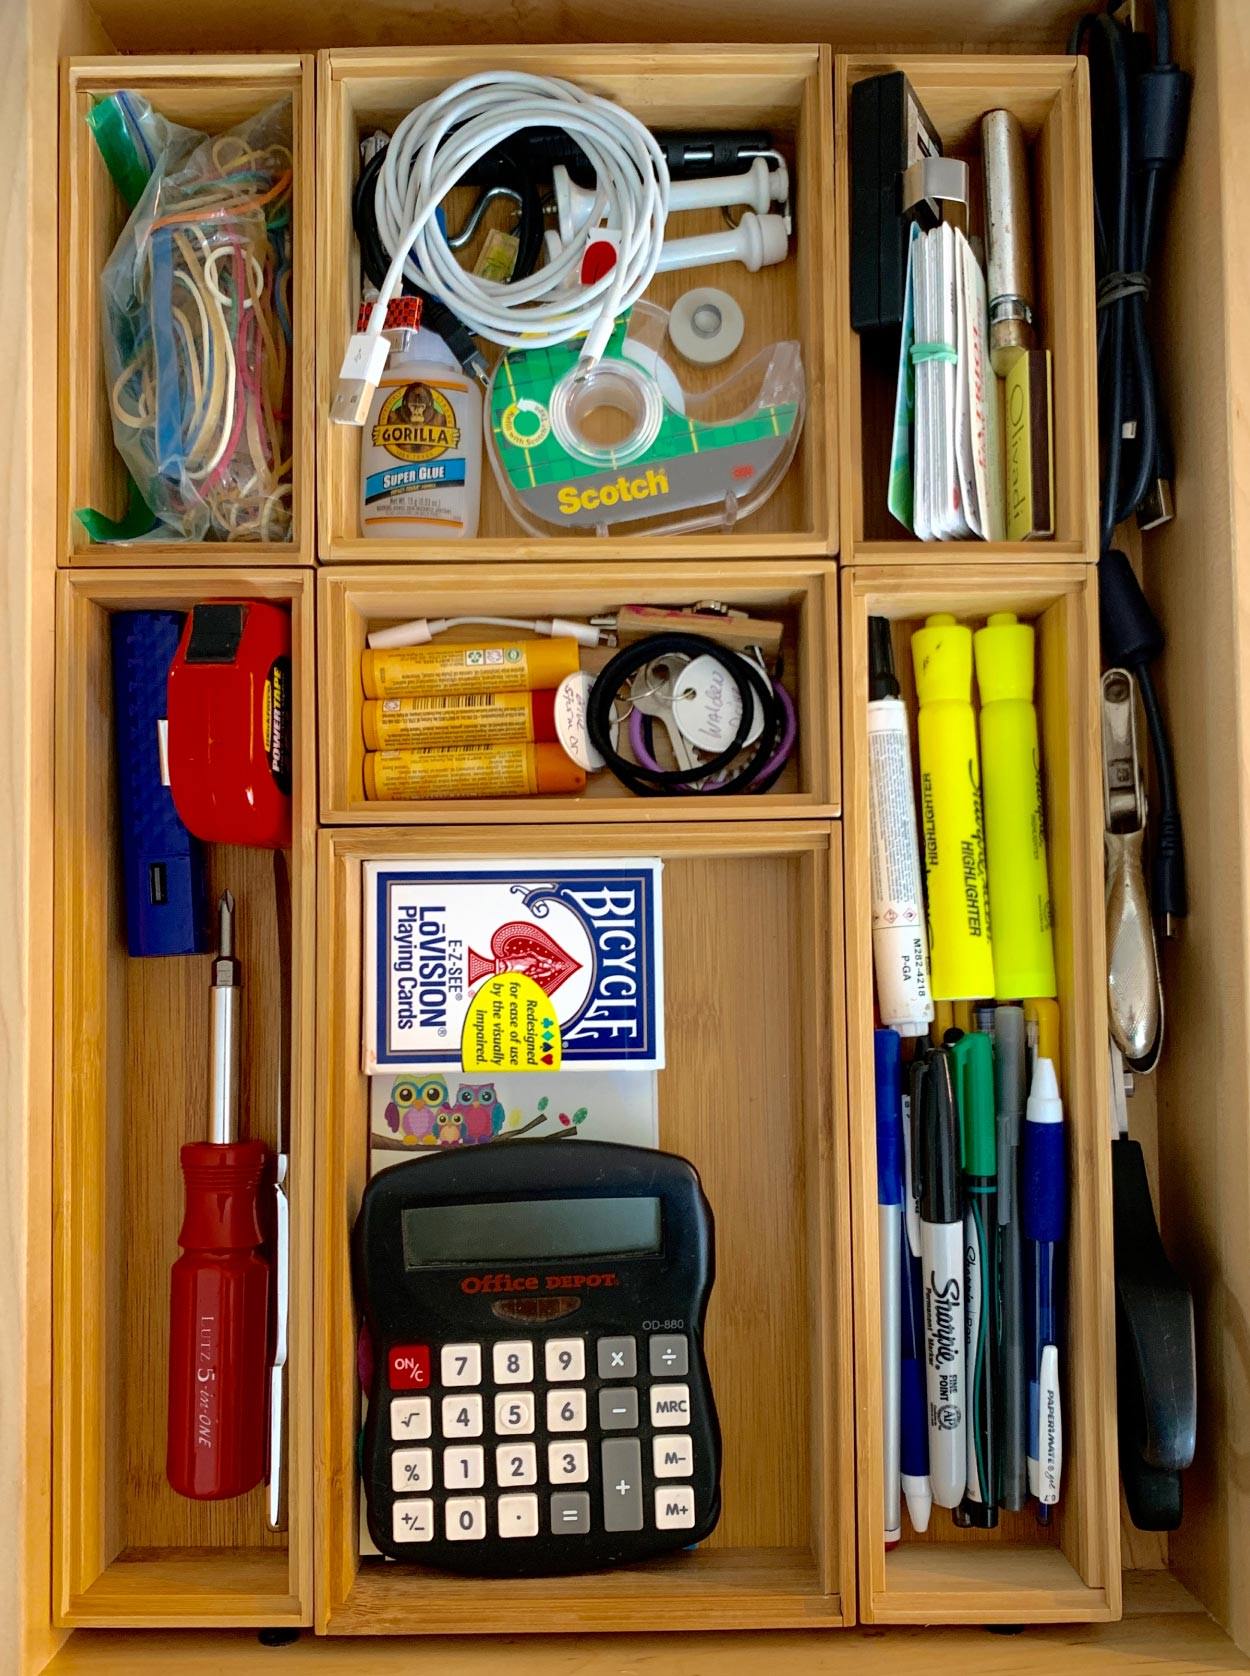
[446, 184, 523, 250]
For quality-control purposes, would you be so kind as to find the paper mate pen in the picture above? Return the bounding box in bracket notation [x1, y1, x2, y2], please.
[912, 615, 994, 999]
[917, 1046, 966, 1508]
[951, 1030, 998, 1527]
[362, 637, 580, 700]
[868, 619, 934, 1037]
[876, 1030, 905, 1546]
[1023, 1056, 1066, 1507]
[974, 613, 1056, 999]
[902, 1055, 933, 1533]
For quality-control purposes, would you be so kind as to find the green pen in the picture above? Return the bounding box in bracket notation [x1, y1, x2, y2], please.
[950, 1030, 998, 1527]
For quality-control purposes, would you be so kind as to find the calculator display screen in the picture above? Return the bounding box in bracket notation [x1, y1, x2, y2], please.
[401, 1195, 662, 1268]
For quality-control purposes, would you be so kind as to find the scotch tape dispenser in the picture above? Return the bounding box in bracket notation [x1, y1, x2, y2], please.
[485, 300, 805, 538]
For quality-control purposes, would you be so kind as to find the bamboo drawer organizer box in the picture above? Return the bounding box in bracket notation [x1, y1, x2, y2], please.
[9, 1, 1250, 1672]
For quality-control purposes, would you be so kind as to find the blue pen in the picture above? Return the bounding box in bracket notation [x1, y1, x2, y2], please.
[875, 1029, 904, 1546]
[1022, 1056, 1066, 1508]
[901, 1055, 932, 1531]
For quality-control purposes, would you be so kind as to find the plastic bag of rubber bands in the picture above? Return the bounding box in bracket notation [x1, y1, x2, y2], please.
[100, 99, 294, 542]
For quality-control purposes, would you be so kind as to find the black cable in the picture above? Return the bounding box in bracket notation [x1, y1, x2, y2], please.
[587, 635, 784, 798]
[351, 140, 545, 383]
[1071, 0, 1188, 548]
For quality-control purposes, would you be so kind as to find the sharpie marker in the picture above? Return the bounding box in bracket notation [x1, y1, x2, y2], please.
[917, 1046, 966, 1507]
[868, 618, 934, 1037]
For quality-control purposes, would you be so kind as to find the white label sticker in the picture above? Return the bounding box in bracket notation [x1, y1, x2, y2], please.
[554, 670, 608, 771]
[671, 654, 763, 754]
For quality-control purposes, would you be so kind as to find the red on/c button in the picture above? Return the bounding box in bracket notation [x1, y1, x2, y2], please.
[389, 1345, 431, 1390]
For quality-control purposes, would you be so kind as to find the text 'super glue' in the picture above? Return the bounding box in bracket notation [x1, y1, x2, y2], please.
[974, 613, 1056, 998]
[867, 617, 934, 1035]
[359, 301, 482, 539]
[912, 614, 995, 1000]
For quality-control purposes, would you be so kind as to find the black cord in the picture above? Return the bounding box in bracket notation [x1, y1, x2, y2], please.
[587, 635, 784, 798]
[1071, 0, 1188, 548]
[351, 140, 545, 382]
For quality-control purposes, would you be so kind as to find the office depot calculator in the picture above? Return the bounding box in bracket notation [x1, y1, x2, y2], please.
[352, 1139, 721, 1575]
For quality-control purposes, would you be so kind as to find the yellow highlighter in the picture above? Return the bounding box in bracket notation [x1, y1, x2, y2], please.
[974, 613, 1057, 1000]
[912, 615, 995, 1000]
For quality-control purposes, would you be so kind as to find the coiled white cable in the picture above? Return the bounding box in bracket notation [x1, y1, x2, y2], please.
[372, 71, 669, 364]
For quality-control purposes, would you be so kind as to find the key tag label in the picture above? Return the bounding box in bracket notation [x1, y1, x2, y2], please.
[554, 670, 610, 771]
[672, 654, 764, 754]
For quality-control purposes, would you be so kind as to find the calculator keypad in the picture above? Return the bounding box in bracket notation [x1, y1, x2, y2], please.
[375, 1331, 705, 1560]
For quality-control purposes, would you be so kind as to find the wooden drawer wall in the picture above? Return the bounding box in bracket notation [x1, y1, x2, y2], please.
[841, 564, 1118, 1624]
[317, 46, 837, 562]
[37, 19, 1179, 1670]
[53, 569, 317, 1627]
[60, 59, 318, 567]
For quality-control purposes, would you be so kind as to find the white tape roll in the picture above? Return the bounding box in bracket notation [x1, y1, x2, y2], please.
[667, 287, 746, 366]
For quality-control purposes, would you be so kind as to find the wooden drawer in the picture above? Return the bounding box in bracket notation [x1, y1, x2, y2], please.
[841, 563, 1119, 1623]
[61, 58, 317, 566]
[318, 561, 839, 822]
[835, 56, 1098, 563]
[317, 45, 836, 561]
[52, 570, 316, 1626]
[315, 822, 853, 1633]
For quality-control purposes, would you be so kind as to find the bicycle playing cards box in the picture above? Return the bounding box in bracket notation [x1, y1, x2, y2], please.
[362, 859, 665, 1073]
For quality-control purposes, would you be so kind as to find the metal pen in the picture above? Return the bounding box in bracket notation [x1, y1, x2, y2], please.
[981, 109, 1036, 374]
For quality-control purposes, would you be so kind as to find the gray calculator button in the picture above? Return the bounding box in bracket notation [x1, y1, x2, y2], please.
[597, 1336, 637, 1379]
[550, 1491, 591, 1535]
[649, 1334, 689, 1377]
[598, 1386, 639, 1430]
[601, 1438, 644, 1532]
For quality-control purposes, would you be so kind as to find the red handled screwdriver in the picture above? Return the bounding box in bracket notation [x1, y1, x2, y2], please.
[167, 891, 272, 1499]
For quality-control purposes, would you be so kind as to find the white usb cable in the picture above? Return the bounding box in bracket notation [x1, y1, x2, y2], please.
[367, 615, 606, 650]
[333, 70, 670, 425]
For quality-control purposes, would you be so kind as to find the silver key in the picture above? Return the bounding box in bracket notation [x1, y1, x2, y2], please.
[629, 659, 697, 772]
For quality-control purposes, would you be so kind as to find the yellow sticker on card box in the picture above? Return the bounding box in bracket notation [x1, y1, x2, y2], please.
[461, 973, 563, 1072]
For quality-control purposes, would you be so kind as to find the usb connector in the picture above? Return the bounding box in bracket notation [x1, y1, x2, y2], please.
[331, 332, 391, 427]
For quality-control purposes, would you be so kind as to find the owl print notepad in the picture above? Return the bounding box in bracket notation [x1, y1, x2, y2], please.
[362, 860, 665, 1074]
[367, 1069, 660, 1174]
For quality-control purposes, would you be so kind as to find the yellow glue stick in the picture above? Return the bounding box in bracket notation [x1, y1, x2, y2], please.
[362, 690, 558, 751]
[362, 637, 580, 700]
[364, 743, 585, 800]
[912, 614, 995, 1000]
[974, 613, 1057, 999]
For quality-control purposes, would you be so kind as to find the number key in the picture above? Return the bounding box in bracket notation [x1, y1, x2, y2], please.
[492, 1341, 534, 1385]
[441, 1393, 484, 1438]
[547, 1439, 589, 1484]
[443, 1445, 485, 1490]
[441, 1342, 482, 1387]
[495, 1442, 537, 1486]
[494, 1391, 536, 1436]
[445, 1495, 486, 1541]
[544, 1337, 585, 1382]
[546, 1388, 587, 1433]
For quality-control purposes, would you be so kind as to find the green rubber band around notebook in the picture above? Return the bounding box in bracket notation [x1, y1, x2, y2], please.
[910, 341, 959, 364]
